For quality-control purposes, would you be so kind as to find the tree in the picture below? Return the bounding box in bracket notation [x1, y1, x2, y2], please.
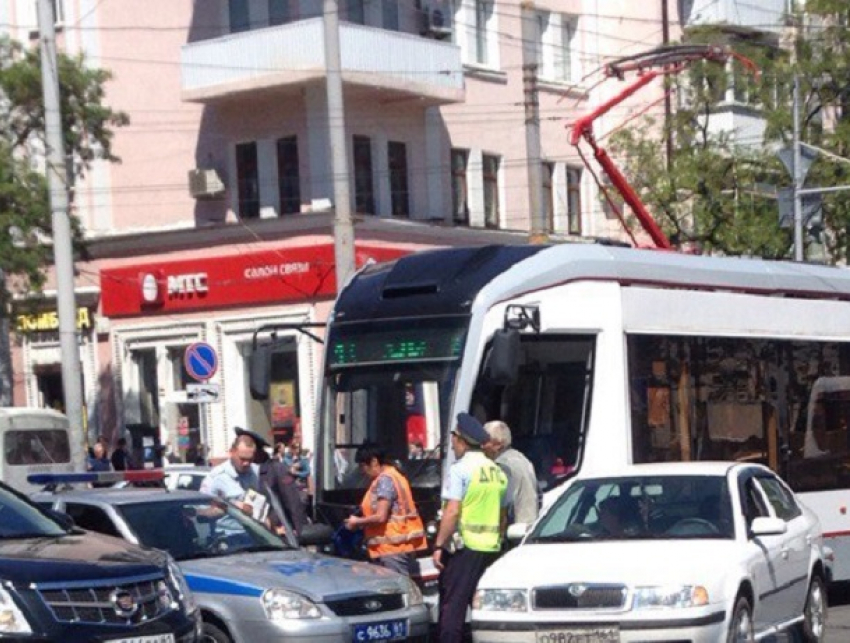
[606, 6, 850, 262]
[0, 35, 129, 404]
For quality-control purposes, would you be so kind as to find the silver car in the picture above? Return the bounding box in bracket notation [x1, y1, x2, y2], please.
[33, 488, 429, 643]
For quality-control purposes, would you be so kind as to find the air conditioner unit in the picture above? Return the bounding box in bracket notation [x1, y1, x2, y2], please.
[188, 168, 226, 200]
[423, 3, 452, 39]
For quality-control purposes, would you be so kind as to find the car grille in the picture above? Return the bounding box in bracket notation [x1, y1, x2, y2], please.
[325, 593, 405, 617]
[36, 574, 171, 624]
[533, 584, 627, 610]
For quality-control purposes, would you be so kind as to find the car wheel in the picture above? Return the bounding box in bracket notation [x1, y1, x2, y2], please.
[802, 574, 827, 642]
[200, 621, 233, 643]
[727, 595, 754, 643]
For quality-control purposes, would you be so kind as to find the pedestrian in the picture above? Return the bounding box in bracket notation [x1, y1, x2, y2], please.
[283, 439, 311, 506]
[343, 444, 427, 576]
[199, 432, 260, 515]
[110, 438, 132, 471]
[483, 420, 539, 526]
[86, 442, 113, 487]
[433, 412, 508, 643]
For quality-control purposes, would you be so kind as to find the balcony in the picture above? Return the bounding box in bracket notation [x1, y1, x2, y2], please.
[681, 0, 790, 34]
[181, 18, 464, 105]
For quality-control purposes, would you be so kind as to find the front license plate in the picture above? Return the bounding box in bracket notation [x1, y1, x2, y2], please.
[109, 634, 175, 643]
[536, 626, 619, 643]
[353, 618, 408, 642]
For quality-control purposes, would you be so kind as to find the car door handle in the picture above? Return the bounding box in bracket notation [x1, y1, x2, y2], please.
[780, 548, 790, 559]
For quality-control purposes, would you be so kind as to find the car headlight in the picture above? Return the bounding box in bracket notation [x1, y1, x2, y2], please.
[262, 588, 322, 620]
[167, 559, 197, 614]
[0, 586, 32, 634]
[472, 588, 528, 612]
[632, 585, 709, 610]
[403, 577, 423, 606]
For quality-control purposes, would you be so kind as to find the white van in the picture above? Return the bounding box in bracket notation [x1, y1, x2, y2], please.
[0, 408, 78, 492]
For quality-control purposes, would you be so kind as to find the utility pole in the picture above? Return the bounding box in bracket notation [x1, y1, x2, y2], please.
[521, 1, 546, 244]
[37, 0, 85, 461]
[660, 0, 673, 170]
[323, 0, 356, 287]
[792, 75, 804, 262]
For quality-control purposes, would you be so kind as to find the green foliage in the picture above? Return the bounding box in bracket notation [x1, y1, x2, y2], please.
[607, 9, 850, 263]
[0, 35, 128, 293]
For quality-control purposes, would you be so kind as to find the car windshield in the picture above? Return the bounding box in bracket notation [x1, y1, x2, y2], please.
[118, 497, 290, 560]
[0, 485, 67, 538]
[528, 474, 735, 543]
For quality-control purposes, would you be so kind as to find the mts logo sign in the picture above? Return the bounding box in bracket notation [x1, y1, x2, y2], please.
[167, 273, 208, 296]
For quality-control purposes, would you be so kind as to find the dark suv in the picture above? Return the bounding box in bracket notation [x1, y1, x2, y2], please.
[0, 479, 199, 642]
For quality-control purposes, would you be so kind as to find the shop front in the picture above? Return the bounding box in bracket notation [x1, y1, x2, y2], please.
[100, 242, 407, 461]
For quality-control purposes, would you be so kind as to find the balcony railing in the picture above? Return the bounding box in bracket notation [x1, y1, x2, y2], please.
[682, 0, 789, 33]
[181, 18, 464, 104]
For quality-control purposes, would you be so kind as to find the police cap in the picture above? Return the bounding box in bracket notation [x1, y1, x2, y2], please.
[453, 412, 489, 447]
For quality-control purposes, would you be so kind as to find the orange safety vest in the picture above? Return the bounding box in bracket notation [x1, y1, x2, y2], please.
[360, 465, 427, 558]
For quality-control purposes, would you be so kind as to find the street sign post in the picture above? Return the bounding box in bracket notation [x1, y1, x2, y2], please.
[184, 342, 218, 382]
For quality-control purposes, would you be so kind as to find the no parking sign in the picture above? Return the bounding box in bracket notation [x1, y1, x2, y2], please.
[184, 342, 218, 382]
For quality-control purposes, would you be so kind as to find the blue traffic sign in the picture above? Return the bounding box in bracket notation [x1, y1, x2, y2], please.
[184, 342, 218, 382]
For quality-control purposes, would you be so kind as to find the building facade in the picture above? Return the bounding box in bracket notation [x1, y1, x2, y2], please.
[2, 0, 787, 461]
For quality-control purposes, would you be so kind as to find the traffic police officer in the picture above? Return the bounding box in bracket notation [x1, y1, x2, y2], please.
[432, 412, 508, 643]
[200, 427, 261, 513]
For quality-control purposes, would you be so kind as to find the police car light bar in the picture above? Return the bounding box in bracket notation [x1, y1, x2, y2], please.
[27, 470, 167, 486]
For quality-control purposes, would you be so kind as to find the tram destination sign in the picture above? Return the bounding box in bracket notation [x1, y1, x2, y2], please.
[328, 318, 468, 367]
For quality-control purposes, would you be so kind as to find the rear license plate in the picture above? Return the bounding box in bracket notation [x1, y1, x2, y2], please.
[109, 635, 175, 643]
[536, 626, 619, 643]
[353, 618, 408, 642]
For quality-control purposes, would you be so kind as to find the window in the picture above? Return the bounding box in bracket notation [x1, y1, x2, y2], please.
[451, 149, 469, 224]
[757, 476, 802, 521]
[277, 136, 301, 214]
[474, 0, 494, 65]
[236, 142, 260, 219]
[482, 153, 500, 228]
[537, 12, 577, 83]
[269, 0, 291, 25]
[628, 335, 850, 494]
[64, 504, 122, 538]
[168, 347, 201, 462]
[542, 161, 555, 232]
[346, 0, 365, 24]
[229, 0, 250, 33]
[567, 166, 582, 234]
[388, 141, 409, 216]
[382, 0, 399, 31]
[353, 136, 375, 214]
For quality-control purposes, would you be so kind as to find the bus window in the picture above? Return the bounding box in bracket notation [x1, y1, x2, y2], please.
[5, 430, 71, 466]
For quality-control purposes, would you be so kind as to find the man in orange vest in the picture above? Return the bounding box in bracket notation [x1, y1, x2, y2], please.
[343, 445, 427, 576]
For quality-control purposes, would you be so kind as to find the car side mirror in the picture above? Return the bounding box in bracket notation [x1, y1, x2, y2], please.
[750, 516, 787, 538]
[298, 523, 334, 548]
[49, 510, 75, 531]
[506, 522, 529, 543]
[484, 330, 520, 385]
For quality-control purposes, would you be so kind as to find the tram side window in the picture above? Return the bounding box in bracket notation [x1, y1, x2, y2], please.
[471, 335, 594, 488]
[628, 334, 850, 493]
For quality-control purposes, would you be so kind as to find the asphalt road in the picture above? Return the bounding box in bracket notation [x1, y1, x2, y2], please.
[826, 582, 850, 642]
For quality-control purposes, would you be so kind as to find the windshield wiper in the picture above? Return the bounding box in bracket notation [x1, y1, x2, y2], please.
[230, 543, 287, 554]
[0, 532, 65, 540]
[527, 533, 591, 544]
[174, 551, 219, 561]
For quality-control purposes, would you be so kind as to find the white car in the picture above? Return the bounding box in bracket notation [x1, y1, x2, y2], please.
[472, 462, 827, 642]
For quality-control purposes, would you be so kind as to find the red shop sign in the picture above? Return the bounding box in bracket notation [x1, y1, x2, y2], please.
[100, 243, 407, 317]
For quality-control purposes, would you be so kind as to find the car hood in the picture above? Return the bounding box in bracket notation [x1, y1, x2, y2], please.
[480, 540, 740, 589]
[0, 532, 166, 585]
[182, 550, 408, 601]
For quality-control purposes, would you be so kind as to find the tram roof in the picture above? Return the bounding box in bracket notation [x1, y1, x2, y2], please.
[334, 244, 850, 323]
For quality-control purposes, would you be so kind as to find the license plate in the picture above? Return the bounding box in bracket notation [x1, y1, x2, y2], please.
[353, 618, 408, 642]
[536, 626, 619, 643]
[109, 635, 175, 643]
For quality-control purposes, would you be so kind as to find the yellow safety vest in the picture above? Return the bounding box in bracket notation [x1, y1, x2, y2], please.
[458, 451, 507, 552]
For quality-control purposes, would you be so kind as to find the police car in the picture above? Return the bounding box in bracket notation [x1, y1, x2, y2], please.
[31, 471, 429, 643]
[0, 470, 199, 642]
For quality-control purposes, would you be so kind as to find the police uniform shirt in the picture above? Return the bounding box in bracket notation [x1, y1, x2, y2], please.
[443, 452, 509, 508]
[200, 459, 260, 501]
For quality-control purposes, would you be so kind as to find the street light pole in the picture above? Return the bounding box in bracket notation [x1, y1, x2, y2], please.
[37, 0, 85, 464]
[323, 0, 356, 287]
[792, 75, 804, 262]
